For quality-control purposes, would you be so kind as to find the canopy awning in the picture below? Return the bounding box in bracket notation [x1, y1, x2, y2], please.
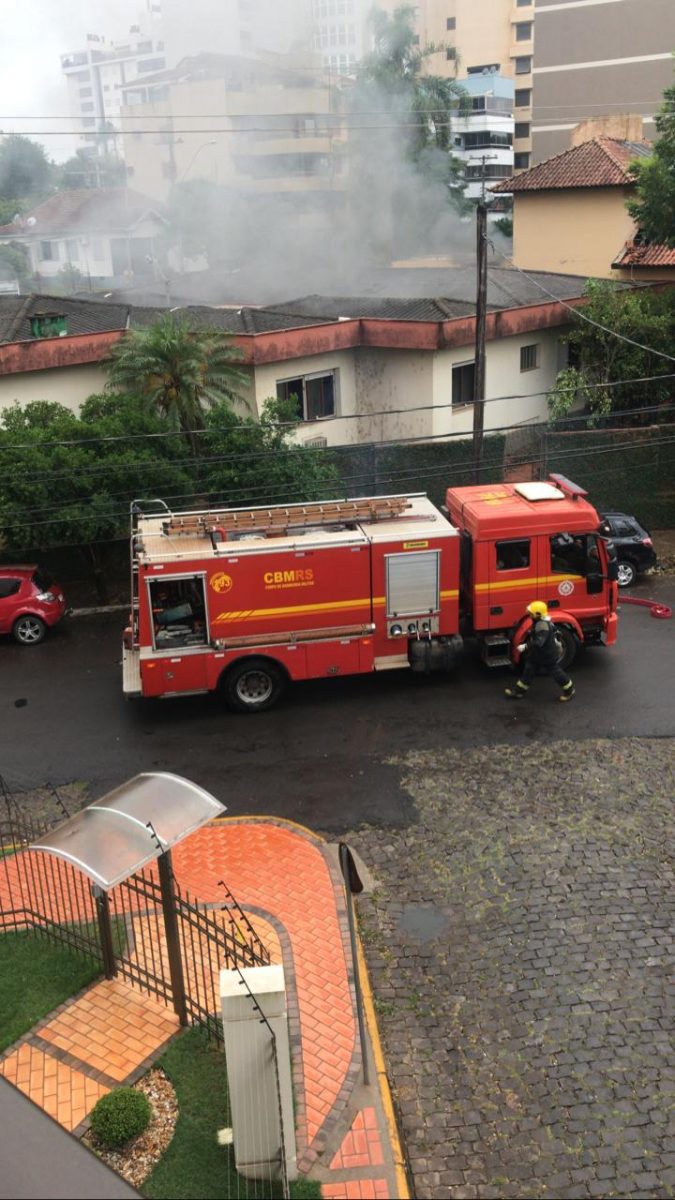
[31, 772, 226, 889]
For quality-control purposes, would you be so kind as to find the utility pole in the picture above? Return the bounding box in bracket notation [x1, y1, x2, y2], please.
[472, 198, 488, 483]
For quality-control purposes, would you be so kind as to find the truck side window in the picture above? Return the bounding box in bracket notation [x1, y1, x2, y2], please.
[496, 539, 530, 570]
[550, 533, 590, 576]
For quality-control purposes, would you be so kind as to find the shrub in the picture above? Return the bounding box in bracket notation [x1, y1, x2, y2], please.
[90, 1087, 152, 1148]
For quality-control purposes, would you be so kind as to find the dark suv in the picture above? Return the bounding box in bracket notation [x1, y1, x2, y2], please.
[599, 513, 658, 588]
[0, 565, 67, 644]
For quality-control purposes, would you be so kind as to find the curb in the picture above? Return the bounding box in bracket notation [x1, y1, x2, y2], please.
[69, 604, 128, 617]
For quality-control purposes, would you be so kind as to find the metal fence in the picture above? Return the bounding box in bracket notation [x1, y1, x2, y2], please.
[0, 779, 270, 1046]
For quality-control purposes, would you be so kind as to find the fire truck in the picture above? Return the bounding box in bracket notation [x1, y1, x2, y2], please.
[122, 475, 618, 711]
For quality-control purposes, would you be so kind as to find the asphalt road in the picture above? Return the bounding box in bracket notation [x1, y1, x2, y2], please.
[1, 578, 673, 829]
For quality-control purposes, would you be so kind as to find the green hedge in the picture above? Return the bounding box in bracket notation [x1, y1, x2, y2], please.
[544, 427, 675, 528]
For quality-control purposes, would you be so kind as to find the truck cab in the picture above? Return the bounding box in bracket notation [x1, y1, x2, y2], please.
[446, 475, 618, 666]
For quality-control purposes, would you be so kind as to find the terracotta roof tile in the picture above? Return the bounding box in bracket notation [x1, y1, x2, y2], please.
[612, 239, 675, 268]
[492, 136, 652, 194]
[0, 189, 166, 238]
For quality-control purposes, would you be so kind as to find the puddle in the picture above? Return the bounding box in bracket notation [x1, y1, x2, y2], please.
[398, 903, 447, 942]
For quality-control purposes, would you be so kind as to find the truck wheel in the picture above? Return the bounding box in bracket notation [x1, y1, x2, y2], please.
[223, 658, 286, 713]
[554, 625, 577, 669]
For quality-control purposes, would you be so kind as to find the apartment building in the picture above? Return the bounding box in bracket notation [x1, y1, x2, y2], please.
[451, 74, 514, 200]
[61, 27, 166, 154]
[531, 0, 675, 163]
[119, 53, 347, 214]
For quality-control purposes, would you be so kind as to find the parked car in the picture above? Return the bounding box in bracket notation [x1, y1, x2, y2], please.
[0, 565, 67, 644]
[598, 513, 658, 587]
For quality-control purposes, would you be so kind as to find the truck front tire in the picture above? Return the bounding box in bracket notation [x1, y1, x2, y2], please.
[222, 657, 286, 713]
[554, 625, 578, 669]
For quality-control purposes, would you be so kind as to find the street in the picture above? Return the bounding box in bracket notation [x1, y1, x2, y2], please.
[0, 579, 673, 825]
[1, 579, 674, 1199]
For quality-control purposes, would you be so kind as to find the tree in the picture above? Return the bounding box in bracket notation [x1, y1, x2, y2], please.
[626, 73, 675, 245]
[0, 395, 191, 601]
[59, 149, 127, 190]
[105, 315, 249, 446]
[353, 5, 469, 206]
[198, 397, 341, 506]
[0, 242, 30, 289]
[547, 280, 675, 423]
[0, 135, 54, 204]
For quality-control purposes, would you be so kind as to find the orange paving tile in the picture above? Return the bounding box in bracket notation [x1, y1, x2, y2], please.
[0, 1043, 108, 1130]
[40, 977, 179, 1082]
[330, 1108, 385, 1170]
[321, 1182, 391, 1199]
[171, 823, 356, 1144]
[3, 823, 356, 1146]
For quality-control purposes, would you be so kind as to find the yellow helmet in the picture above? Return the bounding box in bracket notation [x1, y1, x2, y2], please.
[527, 600, 548, 618]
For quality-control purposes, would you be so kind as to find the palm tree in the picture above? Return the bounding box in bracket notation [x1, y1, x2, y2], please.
[105, 314, 248, 447]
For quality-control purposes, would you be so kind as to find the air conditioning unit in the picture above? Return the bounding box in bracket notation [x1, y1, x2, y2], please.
[304, 436, 328, 448]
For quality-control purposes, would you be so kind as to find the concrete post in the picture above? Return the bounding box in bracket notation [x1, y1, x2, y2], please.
[220, 964, 297, 1183]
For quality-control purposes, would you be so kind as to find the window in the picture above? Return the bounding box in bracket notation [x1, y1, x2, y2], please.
[467, 63, 500, 75]
[520, 343, 539, 371]
[514, 151, 530, 170]
[550, 533, 593, 577]
[148, 575, 208, 650]
[515, 88, 531, 108]
[516, 0, 532, 6]
[515, 56, 531, 74]
[452, 361, 475, 407]
[515, 122, 530, 140]
[464, 132, 512, 148]
[515, 21, 532, 40]
[66, 239, 79, 262]
[276, 371, 337, 420]
[38, 241, 58, 262]
[0, 578, 21, 599]
[496, 540, 530, 571]
[137, 57, 165, 72]
[446, 47, 456, 60]
[446, 17, 456, 30]
[79, 86, 93, 97]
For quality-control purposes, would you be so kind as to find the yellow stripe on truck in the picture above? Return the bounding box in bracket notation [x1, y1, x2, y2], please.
[213, 590, 460, 623]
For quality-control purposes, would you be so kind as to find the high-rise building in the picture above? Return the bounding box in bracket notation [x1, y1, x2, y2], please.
[452, 74, 514, 201]
[61, 19, 166, 156]
[531, 0, 675, 163]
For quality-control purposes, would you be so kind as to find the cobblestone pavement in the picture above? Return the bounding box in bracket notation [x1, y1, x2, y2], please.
[350, 738, 675, 1200]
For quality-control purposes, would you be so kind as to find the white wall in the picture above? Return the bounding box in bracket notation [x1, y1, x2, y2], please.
[0, 363, 108, 414]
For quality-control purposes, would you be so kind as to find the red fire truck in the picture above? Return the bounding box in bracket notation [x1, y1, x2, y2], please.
[123, 475, 618, 711]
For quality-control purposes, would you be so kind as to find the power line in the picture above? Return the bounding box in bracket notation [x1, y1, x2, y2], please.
[4, 432, 675, 532]
[498, 255, 675, 365]
[0, 378, 673, 457]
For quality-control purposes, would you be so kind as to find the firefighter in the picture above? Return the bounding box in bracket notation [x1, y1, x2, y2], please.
[504, 600, 575, 702]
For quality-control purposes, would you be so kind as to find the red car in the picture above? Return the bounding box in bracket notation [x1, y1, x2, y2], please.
[0, 565, 67, 645]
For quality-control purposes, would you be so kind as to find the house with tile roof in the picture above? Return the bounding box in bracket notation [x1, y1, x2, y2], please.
[0, 276, 603, 443]
[0, 189, 170, 291]
[491, 135, 675, 282]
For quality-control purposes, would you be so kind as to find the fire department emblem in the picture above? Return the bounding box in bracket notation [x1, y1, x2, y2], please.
[558, 580, 575, 597]
[211, 572, 233, 594]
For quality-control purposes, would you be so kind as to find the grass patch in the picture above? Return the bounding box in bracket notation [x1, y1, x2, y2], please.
[0, 930, 101, 1052]
[142, 1028, 320, 1200]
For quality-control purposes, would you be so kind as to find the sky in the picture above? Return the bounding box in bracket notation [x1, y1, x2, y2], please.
[0, 1, 143, 160]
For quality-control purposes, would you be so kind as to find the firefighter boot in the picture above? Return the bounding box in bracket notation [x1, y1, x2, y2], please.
[505, 679, 529, 700]
[559, 680, 575, 703]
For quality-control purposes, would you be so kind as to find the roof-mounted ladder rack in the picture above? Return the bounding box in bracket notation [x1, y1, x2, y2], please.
[163, 496, 414, 538]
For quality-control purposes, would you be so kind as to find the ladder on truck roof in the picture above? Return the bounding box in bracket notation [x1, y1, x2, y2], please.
[162, 495, 415, 539]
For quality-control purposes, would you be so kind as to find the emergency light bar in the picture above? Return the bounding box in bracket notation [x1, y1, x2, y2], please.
[548, 474, 588, 499]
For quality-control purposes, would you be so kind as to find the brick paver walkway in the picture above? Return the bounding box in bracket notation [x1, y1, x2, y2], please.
[0, 818, 406, 1198]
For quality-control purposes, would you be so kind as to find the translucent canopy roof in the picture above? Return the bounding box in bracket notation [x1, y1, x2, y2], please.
[31, 773, 226, 889]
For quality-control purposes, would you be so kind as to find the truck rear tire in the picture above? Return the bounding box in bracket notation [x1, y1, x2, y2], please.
[222, 657, 286, 713]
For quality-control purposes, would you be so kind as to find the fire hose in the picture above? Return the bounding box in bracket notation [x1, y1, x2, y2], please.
[619, 595, 672, 619]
